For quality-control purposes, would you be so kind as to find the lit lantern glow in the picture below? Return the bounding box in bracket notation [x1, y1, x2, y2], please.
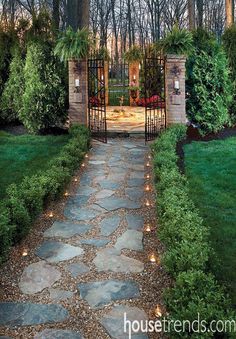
[22, 249, 28, 257]
[49, 212, 54, 218]
[146, 174, 150, 179]
[149, 253, 157, 263]
[146, 162, 150, 167]
[64, 192, 69, 197]
[148, 155, 151, 159]
[145, 200, 151, 207]
[145, 185, 151, 192]
[82, 163, 85, 167]
[154, 305, 162, 318]
[144, 223, 152, 232]
[74, 178, 78, 182]
[85, 154, 89, 158]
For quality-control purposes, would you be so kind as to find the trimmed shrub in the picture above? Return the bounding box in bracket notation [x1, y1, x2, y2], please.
[20, 42, 67, 133]
[186, 29, 232, 134]
[153, 125, 236, 337]
[164, 271, 234, 338]
[0, 48, 24, 122]
[0, 124, 90, 262]
[161, 26, 193, 56]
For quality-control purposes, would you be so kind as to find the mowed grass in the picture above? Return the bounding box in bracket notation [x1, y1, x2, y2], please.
[0, 131, 70, 199]
[184, 137, 236, 304]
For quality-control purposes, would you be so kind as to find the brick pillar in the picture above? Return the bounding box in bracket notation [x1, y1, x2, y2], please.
[165, 55, 187, 125]
[68, 59, 88, 126]
[129, 61, 140, 105]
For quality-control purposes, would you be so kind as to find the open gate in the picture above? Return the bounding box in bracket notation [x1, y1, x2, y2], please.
[144, 54, 166, 142]
[88, 57, 107, 143]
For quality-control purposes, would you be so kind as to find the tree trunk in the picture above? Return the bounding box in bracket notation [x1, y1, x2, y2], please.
[188, 0, 196, 30]
[196, 0, 203, 28]
[53, 0, 60, 31]
[67, 0, 89, 31]
[226, 0, 234, 27]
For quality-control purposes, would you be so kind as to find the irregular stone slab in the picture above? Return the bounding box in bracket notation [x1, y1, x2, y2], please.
[44, 221, 92, 239]
[107, 173, 125, 182]
[67, 195, 88, 207]
[36, 241, 84, 263]
[100, 305, 148, 339]
[99, 180, 120, 190]
[0, 303, 68, 327]
[126, 214, 144, 231]
[100, 216, 121, 236]
[80, 238, 109, 248]
[127, 178, 145, 187]
[49, 288, 74, 301]
[89, 160, 106, 165]
[67, 262, 90, 278]
[64, 206, 102, 221]
[78, 280, 140, 309]
[35, 329, 82, 339]
[115, 230, 143, 251]
[0, 336, 12, 339]
[94, 189, 114, 200]
[125, 188, 143, 201]
[93, 248, 144, 273]
[96, 197, 141, 211]
[77, 186, 97, 197]
[19, 261, 61, 295]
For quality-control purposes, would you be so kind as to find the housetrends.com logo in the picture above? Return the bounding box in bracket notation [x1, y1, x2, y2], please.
[123, 313, 236, 338]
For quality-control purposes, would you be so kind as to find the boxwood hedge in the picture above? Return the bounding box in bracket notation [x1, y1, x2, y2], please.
[0, 124, 90, 263]
[152, 125, 236, 337]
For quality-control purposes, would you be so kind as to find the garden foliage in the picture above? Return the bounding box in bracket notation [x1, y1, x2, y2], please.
[0, 48, 25, 122]
[161, 26, 193, 56]
[223, 24, 236, 123]
[20, 42, 67, 133]
[0, 124, 90, 264]
[187, 29, 232, 134]
[152, 125, 235, 337]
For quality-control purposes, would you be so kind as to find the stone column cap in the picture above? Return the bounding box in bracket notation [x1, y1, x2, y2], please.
[165, 54, 186, 61]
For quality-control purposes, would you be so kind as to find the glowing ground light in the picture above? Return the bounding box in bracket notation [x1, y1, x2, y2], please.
[49, 212, 54, 218]
[145, 200, 151, 207]
[154, 305, 162, 318]
[148, 155, 151, 159]
[145, 185, 151, 192]
[74, 178, 78, 182]
[82, 163, 85, 167]
[146, 162, 150, 167]
[149, 253, 157, 263]
[85, 154, 89, 158]
[22, 249, 28, 257]
[146, 174, 150, 179]
[144, 223, 152, 232]
[64, 192, 69, 197]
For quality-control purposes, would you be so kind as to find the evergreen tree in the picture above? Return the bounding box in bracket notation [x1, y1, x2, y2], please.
[20, 42, 67, 133]
[0, 48, 24, 122]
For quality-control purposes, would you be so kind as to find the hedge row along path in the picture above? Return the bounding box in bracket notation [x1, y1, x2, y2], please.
[0, 139, 169, 339]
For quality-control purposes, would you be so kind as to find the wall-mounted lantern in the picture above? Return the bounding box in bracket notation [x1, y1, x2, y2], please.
[171, 65, 181, 95]
[75, 78, 80, 92]
[74, 78, 82, 103]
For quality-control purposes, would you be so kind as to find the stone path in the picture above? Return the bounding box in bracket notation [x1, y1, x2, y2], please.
[0, 139, 165, 339]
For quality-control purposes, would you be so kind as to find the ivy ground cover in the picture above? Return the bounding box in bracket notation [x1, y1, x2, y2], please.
[184, 137, 236, 304]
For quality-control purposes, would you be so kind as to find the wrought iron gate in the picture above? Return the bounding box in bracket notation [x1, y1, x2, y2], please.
[88, 57, 107, 143]
[144, 54, 166, 142]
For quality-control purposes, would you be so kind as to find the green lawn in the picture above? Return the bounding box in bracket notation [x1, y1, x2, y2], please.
[0, 131, 69, 199]
[184, 137, 236, 304]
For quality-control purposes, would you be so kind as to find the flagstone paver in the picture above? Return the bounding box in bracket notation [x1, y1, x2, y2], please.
[78, 280, 140, 309]
[44, 221, 93, 238]
[1, 139, 161, 338]
[100, 305, 149, 339]
[34, 329, 83, 338]
[19, 261, 61, 295]
[0, 303, 69, 327]
[67, 262, 90, 277]
[36, 241, 84, 263]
